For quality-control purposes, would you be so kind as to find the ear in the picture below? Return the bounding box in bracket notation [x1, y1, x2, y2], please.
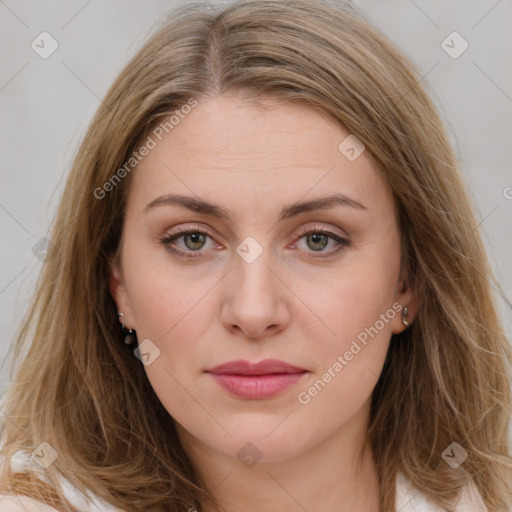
[391, 268, 421, 335]
[109, 254, 136, 330]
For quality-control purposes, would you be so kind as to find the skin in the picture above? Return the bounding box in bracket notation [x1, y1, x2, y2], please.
[110, 94, 419, 512]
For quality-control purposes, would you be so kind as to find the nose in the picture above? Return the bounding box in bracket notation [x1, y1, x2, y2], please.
[220, 246, 291, 340]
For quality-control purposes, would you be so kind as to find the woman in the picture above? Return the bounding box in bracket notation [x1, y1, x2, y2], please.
[0, 0, 511, 511]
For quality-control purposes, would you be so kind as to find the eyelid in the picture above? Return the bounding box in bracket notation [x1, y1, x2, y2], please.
[162, 223, 346, 244]
[160, 223, 219, 251]
[294, 223, 347, 240]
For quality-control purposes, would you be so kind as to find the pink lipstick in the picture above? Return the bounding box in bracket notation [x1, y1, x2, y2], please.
[206, 359, 307, 399]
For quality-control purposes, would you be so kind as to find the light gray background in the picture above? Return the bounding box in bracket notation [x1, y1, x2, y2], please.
[1, 0, 511, 400]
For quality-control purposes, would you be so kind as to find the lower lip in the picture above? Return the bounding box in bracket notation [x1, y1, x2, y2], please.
[208, 372, 307, 399]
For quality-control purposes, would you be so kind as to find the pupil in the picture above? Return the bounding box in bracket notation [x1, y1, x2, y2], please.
[186, 233, 205, 250]
[309, 233, 327, 251]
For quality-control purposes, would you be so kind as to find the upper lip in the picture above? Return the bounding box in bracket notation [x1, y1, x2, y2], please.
[206, 359, 307, 376]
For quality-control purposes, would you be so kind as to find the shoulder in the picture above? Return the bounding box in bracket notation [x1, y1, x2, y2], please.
[454, 478, 489, 512]
[0, 494, 61, 511]
[0, 450, 124, 512]
[396, 472, 488, 512]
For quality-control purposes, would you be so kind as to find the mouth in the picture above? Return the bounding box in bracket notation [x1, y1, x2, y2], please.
[205, 359, 308, 399]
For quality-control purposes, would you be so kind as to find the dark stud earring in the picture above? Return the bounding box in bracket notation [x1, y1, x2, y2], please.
[118, 313, 137, 345]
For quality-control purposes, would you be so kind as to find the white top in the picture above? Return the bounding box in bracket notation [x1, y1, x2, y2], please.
[395, 471, 488, 512]
[0, 450, 120, 512]
[0, 449, 489, 511]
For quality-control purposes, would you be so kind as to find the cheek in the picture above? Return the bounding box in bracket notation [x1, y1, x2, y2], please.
[122, 237, 211, 339]
[308, 250, 399, 353]
[294, 243, 400, 410]
[121, 246, 214, 421]
[295, 285, 396, 422]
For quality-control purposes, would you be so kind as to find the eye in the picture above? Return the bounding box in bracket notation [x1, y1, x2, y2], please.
[293, 224, 350, 259]
[160, 224, 350, 260]
[160, 226, 218, 258]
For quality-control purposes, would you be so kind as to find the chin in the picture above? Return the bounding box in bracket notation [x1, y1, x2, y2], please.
[211, 424, 315, 465]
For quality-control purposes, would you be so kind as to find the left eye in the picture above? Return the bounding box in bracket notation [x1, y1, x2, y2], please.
[296, 231, 341, 252]
[292, 227, 350, 258]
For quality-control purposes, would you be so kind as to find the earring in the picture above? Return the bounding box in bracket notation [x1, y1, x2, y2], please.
[401, 306, 410, 328]
[118, 313, 137, 345]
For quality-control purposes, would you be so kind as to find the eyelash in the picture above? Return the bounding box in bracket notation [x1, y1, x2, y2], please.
[160, 224, 350, 260]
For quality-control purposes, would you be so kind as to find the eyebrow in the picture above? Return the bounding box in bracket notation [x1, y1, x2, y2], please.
[144, 192, 367, 222]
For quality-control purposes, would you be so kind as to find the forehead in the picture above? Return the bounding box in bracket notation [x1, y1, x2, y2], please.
[149, 94, 348, 168]
[128, 94, 390, 219]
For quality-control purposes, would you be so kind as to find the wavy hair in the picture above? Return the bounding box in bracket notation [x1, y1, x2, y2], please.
[1, 0, 511, 510]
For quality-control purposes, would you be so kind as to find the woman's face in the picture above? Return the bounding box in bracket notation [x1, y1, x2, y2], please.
[110, 94, 416, 466]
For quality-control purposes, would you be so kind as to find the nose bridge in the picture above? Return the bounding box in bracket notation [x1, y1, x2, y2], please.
[220, 235, 289, 338]
[233, 236, 278, 304]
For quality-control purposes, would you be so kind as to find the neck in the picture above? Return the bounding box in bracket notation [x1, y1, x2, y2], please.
[177, 404, 381, 512]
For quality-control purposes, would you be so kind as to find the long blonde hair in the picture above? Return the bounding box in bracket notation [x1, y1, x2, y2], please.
[1, 1, 511, 511]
